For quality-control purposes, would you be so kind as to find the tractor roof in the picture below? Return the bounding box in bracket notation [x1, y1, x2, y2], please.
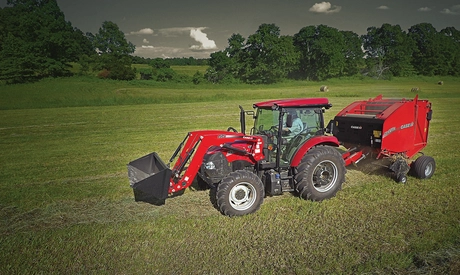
[253, 98, 332, 109]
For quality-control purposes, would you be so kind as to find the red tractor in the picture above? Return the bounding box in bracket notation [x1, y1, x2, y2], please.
[128, 95, 435, 216]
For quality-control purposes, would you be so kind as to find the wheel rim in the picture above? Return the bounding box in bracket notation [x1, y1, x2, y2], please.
[229, 182, 257, 211]
[312, 160, 338, 192]
[424, 162, 433, 177]
[399, 175, 407, 184]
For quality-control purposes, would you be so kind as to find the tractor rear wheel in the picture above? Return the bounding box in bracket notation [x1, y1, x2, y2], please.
[412, 156, 435, 179]
[216, 170, 264, 217]
[295, 146, 346, 201]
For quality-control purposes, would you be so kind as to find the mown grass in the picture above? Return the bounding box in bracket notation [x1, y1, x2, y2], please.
[1, 76, 460, 274]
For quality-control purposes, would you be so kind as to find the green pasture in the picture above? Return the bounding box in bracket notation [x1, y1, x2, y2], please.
[1, 76, 460, 274]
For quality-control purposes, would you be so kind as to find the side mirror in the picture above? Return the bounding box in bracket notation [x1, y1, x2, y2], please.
[286, 114, 293, 128]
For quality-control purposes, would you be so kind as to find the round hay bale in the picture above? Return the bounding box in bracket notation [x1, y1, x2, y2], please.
[411, 87, 420, 92]
[320, 85, 329, 92]
[438, 81, 443, 85]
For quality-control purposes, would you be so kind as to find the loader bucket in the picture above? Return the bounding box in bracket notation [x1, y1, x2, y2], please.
[128, 152, 172, 205]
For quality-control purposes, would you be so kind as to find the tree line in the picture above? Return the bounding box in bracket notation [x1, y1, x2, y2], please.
[0, 0, 136, 83]
[208, 23, 460, 84]
[1, 0, 459, 84]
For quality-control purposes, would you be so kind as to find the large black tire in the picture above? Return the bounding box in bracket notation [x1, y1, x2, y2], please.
[294, 146, 346, 201]
[216, 170, 264, 217]
[411, 156, 435, 179]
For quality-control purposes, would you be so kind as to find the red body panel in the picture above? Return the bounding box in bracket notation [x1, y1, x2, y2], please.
[379, 97, 431, 158]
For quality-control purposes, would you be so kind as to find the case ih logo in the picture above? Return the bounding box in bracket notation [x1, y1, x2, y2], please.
[383, 122, 414, 138]
[350, 125, 362, 130]
[400, 122, 414, 129]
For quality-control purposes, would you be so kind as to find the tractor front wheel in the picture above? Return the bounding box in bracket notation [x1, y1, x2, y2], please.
[216, 170, 264, 217]
[412, 156, 435, 179]
[295, 146, 346, 201]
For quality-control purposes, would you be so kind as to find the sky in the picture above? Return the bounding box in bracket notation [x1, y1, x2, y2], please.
[2, 0, 460, 59]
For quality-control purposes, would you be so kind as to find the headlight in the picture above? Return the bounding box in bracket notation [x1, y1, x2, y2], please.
[205, 161, 216, 170]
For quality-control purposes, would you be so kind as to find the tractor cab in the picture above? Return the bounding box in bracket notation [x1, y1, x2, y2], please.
[249, 98, 332, 166]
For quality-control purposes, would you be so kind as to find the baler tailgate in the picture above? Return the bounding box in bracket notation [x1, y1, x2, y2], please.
[128, 152, 171, 204]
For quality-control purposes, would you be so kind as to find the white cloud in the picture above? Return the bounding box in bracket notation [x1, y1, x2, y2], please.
[189, 28, 217, 50]
[309, 2, 341, 14]
[440, 5, 460, 15]
[440, 8, 456, 14]
[132, 27, 218, 58]
[158, 27, 193, 37]
[377, 6, 389, 10]
[157, 27, 217, 50]
[418, 7, 432, 12]
[128, 28, 154, 35]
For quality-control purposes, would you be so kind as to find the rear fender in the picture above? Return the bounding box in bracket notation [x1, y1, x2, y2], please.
[290, 136, 340, 167]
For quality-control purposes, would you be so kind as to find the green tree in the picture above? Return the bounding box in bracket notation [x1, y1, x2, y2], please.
[362, 24, 415, 78]
[312, 25, 346, 80]
[147, 58, 182, 82]
[192, 71, 204, 84]
[0, 0, 92, 82]
[341, 30, 365, 76]
[408, 23, 443, 76]
[225, 33, 246, 78]
[155, 67, 177, 82]
[149, 58, 170, 69]
[206, 33, 245, 83]
[94, 21, 135, 56]
[206, 51, 233, 83]
[292, 26, 316, 79]
[240, 23, 298, 84]
[440, 27, 460, 76]
[408, 23, 460, 76]
[93, 21, 135, 80]
[72, 28, 96, 74]
[293, 25, 349, 80]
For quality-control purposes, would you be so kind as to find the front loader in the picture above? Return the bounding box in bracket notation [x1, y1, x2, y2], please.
[128, 95, 435, 216]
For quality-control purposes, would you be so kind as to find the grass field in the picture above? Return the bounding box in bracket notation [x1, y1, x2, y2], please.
[1, 75, 460, 274]
[132, 64, 208, 78]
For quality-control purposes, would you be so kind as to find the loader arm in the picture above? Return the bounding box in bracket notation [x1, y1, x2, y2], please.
[169, 130, 265, 194]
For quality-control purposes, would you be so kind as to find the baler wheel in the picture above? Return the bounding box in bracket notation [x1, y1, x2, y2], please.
[216, 170, 264, 217]
[412, 156, 436, 179]
[397, 174, 408, 184]
[294, 146, 346, 201]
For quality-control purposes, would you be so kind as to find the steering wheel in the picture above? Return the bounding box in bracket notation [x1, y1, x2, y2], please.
[267, 125, 280, 136]
[257, 125, 278, 138]
[227, 126, 238, 133]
